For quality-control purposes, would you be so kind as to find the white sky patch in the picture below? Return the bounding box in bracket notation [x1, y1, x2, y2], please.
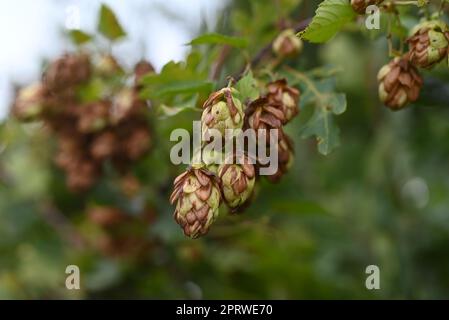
[0, 0, 228, 120]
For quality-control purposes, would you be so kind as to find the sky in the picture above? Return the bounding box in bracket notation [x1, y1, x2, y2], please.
[0, 0, 228, 119]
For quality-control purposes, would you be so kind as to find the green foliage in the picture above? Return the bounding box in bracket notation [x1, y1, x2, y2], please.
[98, 4, 126, 41]
[189, 33, 248, 48]
[235, 70, 259, 102]
[68, 30, 92, 45]
[3, 0, 449, 300]
[299, 0, 356, 43]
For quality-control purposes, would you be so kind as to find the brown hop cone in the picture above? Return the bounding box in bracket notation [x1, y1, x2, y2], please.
[377, 56, 423, 110]
[12, 83, 49, 121]
[43, 53, 91, 93]
[66, 160, 100, 192]
[265, 133, 294, 183]
[110, 87, 147, 124]
[121, 125, 152, 160]
[170, 167, 221, 239]
[90, 130, 118, 160]
[87, 206, 127, 227]
[272, 29, 304, 58]
[245, 97, 285, 143]
[350, 0, 384, 14]
[407, 20, 449, 69]
[120, 174, 141, 198]
[266, 79, 300, 124]
[54, 133, 86, 170]
[218, 154, 256, 209]
[95, 54, 124, 77]
[134, 60, 155, 88]
[201, 88, 244, 140]
[77, 100, 110, 133]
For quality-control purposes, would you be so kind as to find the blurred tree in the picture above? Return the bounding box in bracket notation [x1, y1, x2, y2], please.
[1, 0, 449, 299]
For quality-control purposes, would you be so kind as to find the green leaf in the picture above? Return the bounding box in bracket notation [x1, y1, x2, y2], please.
[235, 71, 259, 102]
[97, 4, 126, 41]
[286, 68, 347, 155]
[300, 92, 346, 155]
[298, 0, 356, 43]
[68, 30, 92, 45]
[145, 80, 213, 99]
[189, 33, 248, 48]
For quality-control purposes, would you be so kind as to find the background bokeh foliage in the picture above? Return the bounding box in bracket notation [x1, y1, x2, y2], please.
[1, 0, 449, 299]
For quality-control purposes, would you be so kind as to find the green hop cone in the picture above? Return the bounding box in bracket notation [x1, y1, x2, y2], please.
[407, 20, 449, 68]
[218, 154, 256, 209]
[170, 166, 221, 239]
[13, 83, 48, 121]
[201, 88, 244, 141]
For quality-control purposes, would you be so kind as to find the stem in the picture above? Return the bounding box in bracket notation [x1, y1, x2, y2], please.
[233, 17, 312, 80]
[210, 45, 232, 81]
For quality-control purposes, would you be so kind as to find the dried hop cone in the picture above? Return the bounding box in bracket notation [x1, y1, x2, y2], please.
[134, 60, 155, 88]
[43, 53, 91, 92]
[272, 29, 303, 58]
[350, 0, 384, 14]
[377, 57, 423, 110]
[111, 87, 146, 123]
[201, 88, 244, 140]
[96, 54, 124, 77]
[266, 133, 294, 183]
[266, 79, 300, 124]
[218, 154, 256, 209]
[77, 100, 111, 133]
[170, 167, 221, 238]
[407, 20, 449, 68]
[245, 97, 285, 144]
[13, 83, 48, 121]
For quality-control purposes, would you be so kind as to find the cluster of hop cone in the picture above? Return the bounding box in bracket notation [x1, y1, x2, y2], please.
[12, 52, 154, 192]
[352, 1, 449, 110]
[170, 80, 300, 239]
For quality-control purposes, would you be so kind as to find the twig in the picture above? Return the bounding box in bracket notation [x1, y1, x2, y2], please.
[210, 45, 232, 81]
[233, 17, 312, 80]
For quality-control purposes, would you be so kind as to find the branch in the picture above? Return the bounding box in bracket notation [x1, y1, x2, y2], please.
[234, 17, 312, 80]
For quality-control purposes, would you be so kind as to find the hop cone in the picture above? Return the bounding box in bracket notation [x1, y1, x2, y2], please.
[170, 167, 221, 239]
[351, 0, 384, 14]
[77, 100, 111, 133]
[201, 88, 244, 140]
[12, 83, 48, 121]
[266, 79, 300, 124]
[43, 53, 91, 93]
[377, 57, 423, 110]
[245, 97, 285, 144]
[134, 60, 155, 88]
[95, 54, 124, 77]
[266, 133, 294, 183]
[218, 154, 256, 209]
[407, 20, 449, 68]
[272, 29, 303, 58]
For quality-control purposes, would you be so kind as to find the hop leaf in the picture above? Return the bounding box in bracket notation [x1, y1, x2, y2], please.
[98, 4, 126, 41]
[299, 0, 356, 43]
